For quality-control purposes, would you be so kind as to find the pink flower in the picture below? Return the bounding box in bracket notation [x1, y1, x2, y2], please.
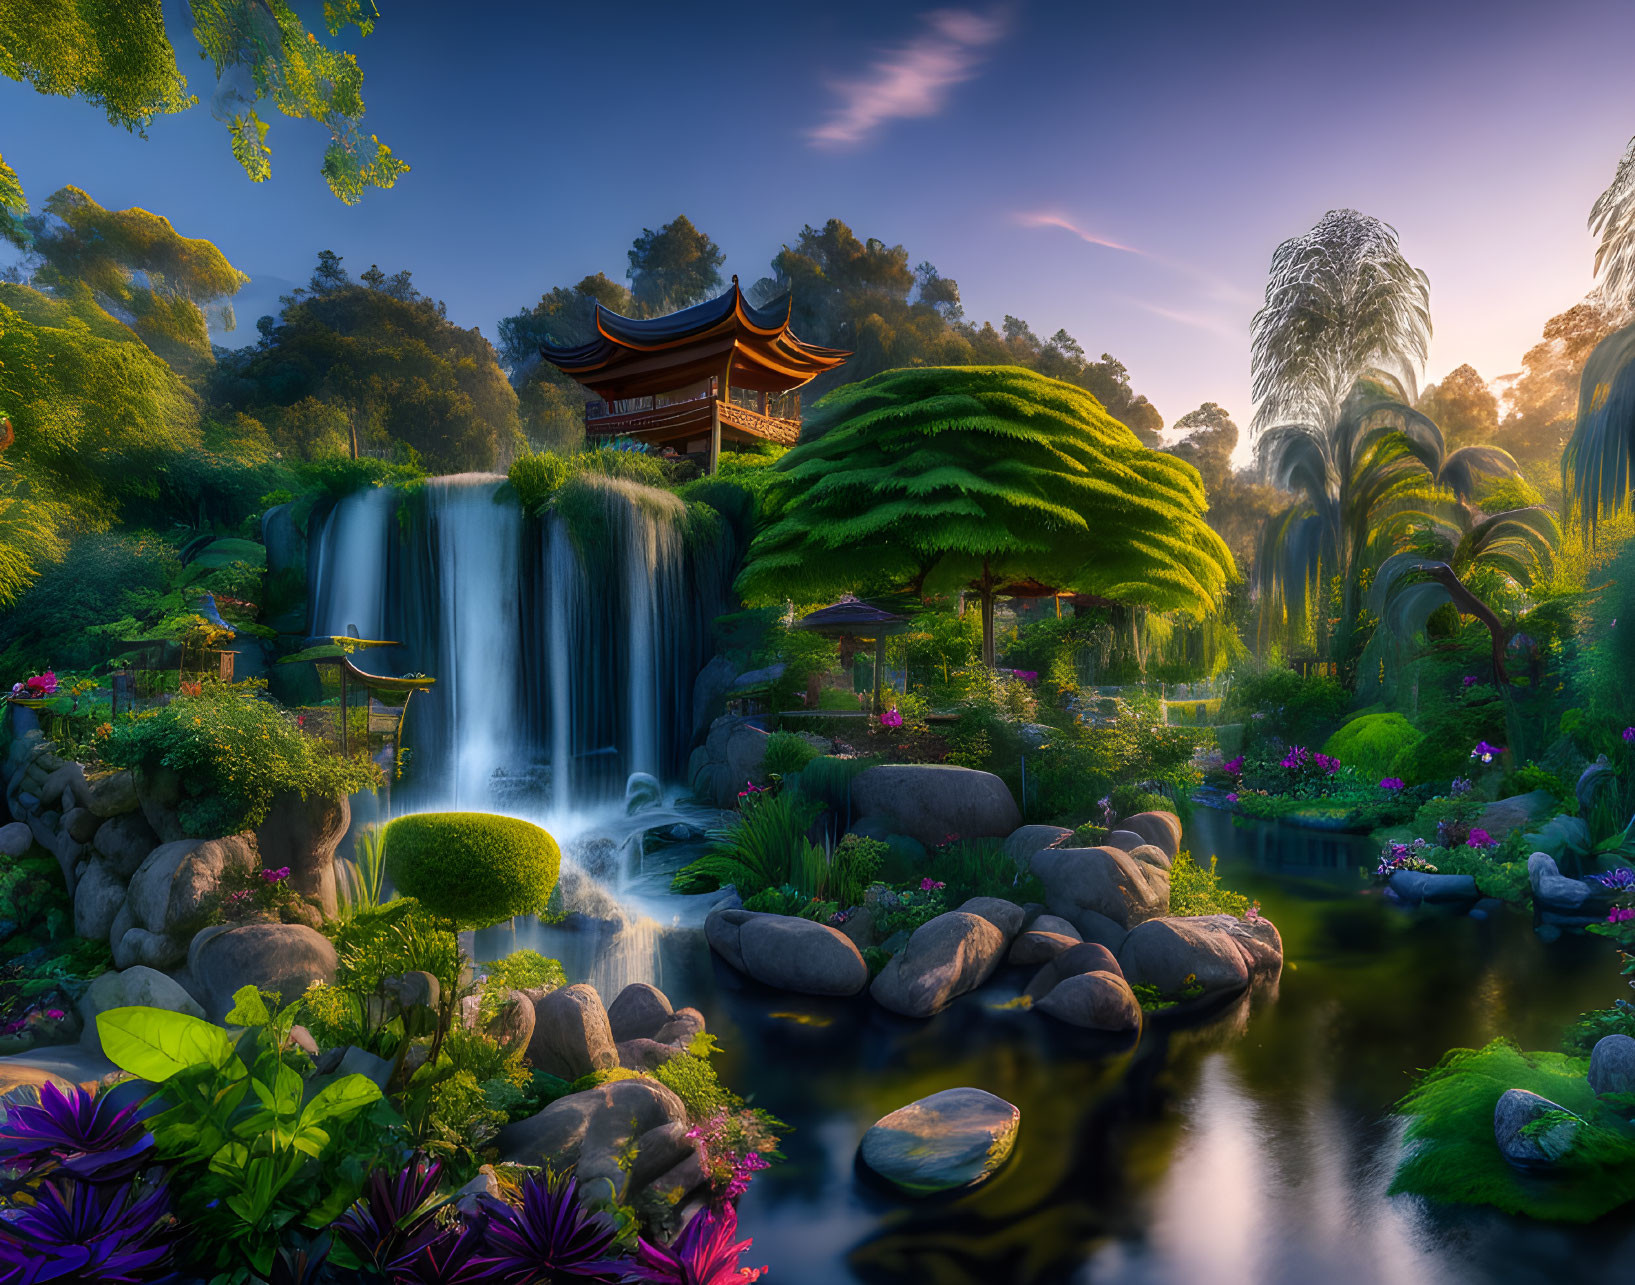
[1466, 829, 1494, 849]
[1225, 792, 1239, 803]
[1608, 907, 1635, 925]
[43, 1009, 65, 1021]
[881, 707, 904, 729]
[919, 877, 945, 892]
[261, 866, 291, 884]
[1462, 674, 1479, 687]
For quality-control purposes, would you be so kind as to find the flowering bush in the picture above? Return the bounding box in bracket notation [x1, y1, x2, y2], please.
[1376, 839, 1438, 879]
[1466, 828, 1495, 849]
[1379, 777, 1405, 791]
[8, 671, 57, 699]
[879, 706, 904, 730]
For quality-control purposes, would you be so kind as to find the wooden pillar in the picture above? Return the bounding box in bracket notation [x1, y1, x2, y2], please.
[709, 399, 721, 476]
[873, 634, 886, 713]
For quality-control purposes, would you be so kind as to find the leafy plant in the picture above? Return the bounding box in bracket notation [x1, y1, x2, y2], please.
[332, 1155, 450, 1275]
[477, 950, 565, 1026]
[672, 788, 824, 899]
[631, 1202, 767, 1284]
[762, 730, 820, 779]
[1167, 853, 1252, 917]
[383, 813, 560, 930]
[0, 1081, 153, 1186]
[478, 1167, 626, 1284]
[0, 1178, 175, 1283]
[337, 822, 390, 919]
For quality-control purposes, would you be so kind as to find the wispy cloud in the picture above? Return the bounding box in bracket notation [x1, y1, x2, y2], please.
[1014, 211, 1143, 255]
[1128, 299, 1242, 342]
[808, 8, 1011, 149]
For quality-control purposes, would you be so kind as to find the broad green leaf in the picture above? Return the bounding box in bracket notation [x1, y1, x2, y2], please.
[98, 1007, 242, 1082]
[299, 1073, 383, 1131]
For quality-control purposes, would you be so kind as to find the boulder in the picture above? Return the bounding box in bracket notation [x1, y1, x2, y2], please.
[63, 807, 101, 845]
[628, 1121, 698, 1193]
[607, 983, 674, 1043]
[1023, 941, 1123, 1003]
[870, 911, 1007, 1018]
[1034, 970, 1142, 1032]
[92, 811, 160, 880]
[77, 966, 204, 1047]
[187, 923, 339, 1020]
[1386, 870, 1480, 907]
[1008, 931, 1079, 967]
[1105, 829, 1149, 854]
[133, 764, 188, 845]
[653, 1007, 706, 1048]
[1524, 816, 1592, 866]
[1589, 1033, 1635, 1097]
[1002, 825, 1071, 870]
[724, 723, 771, 795]
[850, 765, 1022, 849]
[255, 789, 350, 918]
[1528, 852, 1597, 911]
[691, 656, 738, 739]
[1477, 790, 1557, 839]
[1030, 914, 1079, 939]
[953, 897, 1026, 939]
[127, 835, 259, 940]
[704, 908, 869, 996]
[1494, 1088, 1581, 1171]
[0, 821, 31, 858]
[72, 858, 127, 941]
[497, 1078, 688, 1203]
[618, 1038, 683, 1071]
[1030, 844, 1169, 932]
[83, 770, 140, 819]
[1116, 914, 1283, 1000]
[1119, 811, 1183, 860]
[528, 984, 618, 1080]
[858, 1087, 1019, 1194]
[484, 989, 536, 1053]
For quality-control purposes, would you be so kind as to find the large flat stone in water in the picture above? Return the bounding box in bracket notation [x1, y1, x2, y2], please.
[859, 1087, 1019, 1194]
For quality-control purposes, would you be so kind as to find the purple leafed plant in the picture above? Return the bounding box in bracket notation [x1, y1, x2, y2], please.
[1593, 867, 1635, 891]
[478, 1168, 625, 1285]
[333, 1156, 448, 1273]
[0, 1082, 153, 1184]
[0, 1178, 174, 1283]
[631, 1203, 768, 1284]
[384, 1225, 500, 1285]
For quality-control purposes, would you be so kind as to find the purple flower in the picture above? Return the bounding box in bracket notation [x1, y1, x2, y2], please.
[1470, 741, 1504, 764]
[919, 878, 945, 892]
[0, 1179, 173, 1282]
[0, 1082, 154, 1183]
[1378, 777, 1405, 791]
[1313, 752, 1341, 775]
[1225, 792, 1239, 804]
[880, 708, 904, 729]
[1608, 907, 1635, 925]
[261, 866, 291, 884]
[1593, 867, 1635, 891]
[1449, 777, 1474, 797]
[1012, 670, 1038, 684]
[1462, 675, 1479, 687]
[1466, 828, 1495, 849]
[1221, 755, 1244, 776]
[631, 1203, 768, 1284]
[1624, 727, 1635, 744]
[477, 1168, 626, 1284]
[1279, 746, 1312, 770]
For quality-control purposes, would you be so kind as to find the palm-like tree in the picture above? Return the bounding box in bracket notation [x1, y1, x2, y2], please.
[1250, 210, 1432, 436]
[0, 424, 67, 607]
[1254, 379, 1519, 655]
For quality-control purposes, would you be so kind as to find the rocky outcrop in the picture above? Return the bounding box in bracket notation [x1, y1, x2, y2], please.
[1116, 914, 1283, 1001]
[1030, 844, 1170, 943]
[1589, 1033, 1635, 1097]
[851, 765, 1021, 849]
[858, 1088, 1019, 1194]
[870, 910, 1013, 1018]
[527, 984, 619, 1080]
[120, 836, 259, 969]
[497, 1077, 692, 1204]
[187, 923, 338, 1020]
[705, 908, 869, 996]
[1115, 811, 1183, 860]
[692, 716, 773, 806]
[72, 858, 127, 941]
[255, 789, 350, 918]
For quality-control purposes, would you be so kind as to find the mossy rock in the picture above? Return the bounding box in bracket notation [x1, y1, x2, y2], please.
[383, 812, 560, 929]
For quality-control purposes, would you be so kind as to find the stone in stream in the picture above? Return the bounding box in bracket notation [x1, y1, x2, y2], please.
[849, 764, 1022, 849]
[705, 908, 869, 996]
[1116, 914, 1283, 1000]
[1030, 844, 1169, 933]
[869, 911, 1010, 1017]
[1033, 969, 1142, 1032]
[859, 1087, 1020, 1194]
[607, 982, 674, 1042]
[1588, 1033, 1635, 1097]
[1008, 930, 1079, 967]
[1493, 1088, 1582, 1171]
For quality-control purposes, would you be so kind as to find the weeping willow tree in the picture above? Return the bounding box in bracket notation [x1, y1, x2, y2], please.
[1255, 377, 1520, 657]
[735, 365, 1236, 666]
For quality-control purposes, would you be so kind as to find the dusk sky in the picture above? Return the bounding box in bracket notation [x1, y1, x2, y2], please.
[5, 0, 1635, 440]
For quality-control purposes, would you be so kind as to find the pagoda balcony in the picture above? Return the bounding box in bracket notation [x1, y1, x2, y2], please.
[584, 391, 802, 448]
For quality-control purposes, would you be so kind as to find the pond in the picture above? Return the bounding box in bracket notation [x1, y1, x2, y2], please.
[663, 808, 1635, 1284]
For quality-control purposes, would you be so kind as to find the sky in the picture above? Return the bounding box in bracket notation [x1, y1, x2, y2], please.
[4, 0, 1635, 444]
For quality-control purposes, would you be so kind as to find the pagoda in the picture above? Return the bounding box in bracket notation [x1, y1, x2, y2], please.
[538, 278, 850, 472]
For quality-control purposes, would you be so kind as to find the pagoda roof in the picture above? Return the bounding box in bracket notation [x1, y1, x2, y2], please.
[540, 279, 850, 400]
[795, 596, 908, 637]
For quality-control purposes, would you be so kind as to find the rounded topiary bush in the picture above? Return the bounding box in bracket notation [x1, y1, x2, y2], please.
[1323, 712, 1423, 784]
[382, 812, 560, 929]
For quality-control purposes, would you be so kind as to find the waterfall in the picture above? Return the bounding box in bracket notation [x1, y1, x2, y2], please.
[307, 470, 732, 816]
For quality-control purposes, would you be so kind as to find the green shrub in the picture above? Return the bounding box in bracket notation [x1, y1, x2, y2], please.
[651, 1032, 741, 1120]
[672, 789, 822, 898]
[1168, 852, 1251, 917]
[383, 813, 560, 929]
[1390, 1038, 1635, 1220]
[763, 730, 820, 778]
[929, 837, 1045, 904]
[1111, 785, 1184, 825]
[103, 688, 383, 836]
[1563, 1002, 1635, 1055]
[1390, 704, 1506, 786]
[478, 949, 566, 1025]
[1324, 713, 1422, 784]
[1224, 666, 1350, 751]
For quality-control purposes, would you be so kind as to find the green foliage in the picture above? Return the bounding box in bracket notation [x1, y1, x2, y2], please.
[102, 686, 382, 835]
[1224, 665, 1351, 753]
[1167, 852, 1252, 917]
[1390, 701, 1506, 785]
[763, 730, 820, 778]
[651, 1033, 739, 1121]
[1390, 1038, 1635, 1221]
[97, 989, 402, 1279]
[0, 530, 171, 668]
[477, 950, 565, 1025]
[928, 837, 1045, 905]
[1323, 712, 1422, 784]
[672, 788, 823, 899]
[1423, 846, 1533, 903]
[335, 822, 388, 919]
[382, 813, 560, 930]
[508, 445, 671, 515]
[1565, 318, 1635, 531]
[1563, 1001, 1635, 1056]
[736, 366, 1235, 640]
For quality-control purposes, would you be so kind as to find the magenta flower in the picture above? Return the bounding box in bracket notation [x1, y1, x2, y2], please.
[1221, 755, 1244, 776]
[1608, 907, 1635, 925]
[1225, 792, 1239, 803]
[919, 877, 945, 892]
[1623, 727, 1635, 744]
[1012, 670, 1038, 684]
[43, 1009, 65, 1021]
[631, 1203, 767, 1284]
[261, 866, 291, 884]
[880, 708, 904, 729]
[1462, 675, 1479, 687]
[1470, 741, 1504, 764]
[1378, 777, 1405, 791]
[1466, 828, 1494, 849]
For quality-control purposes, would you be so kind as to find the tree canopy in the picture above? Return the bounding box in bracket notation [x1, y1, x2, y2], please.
[216, 252, 521, 472]
[0, 0, 405, 203]
[628, 215, 724, 315]
[7, 185, 248, 378]
[736, 365, 1235, 664]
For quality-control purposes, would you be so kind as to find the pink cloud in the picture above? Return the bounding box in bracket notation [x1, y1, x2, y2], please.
[1013, 211, 1144, 255]
[808, 8, 1011, 148]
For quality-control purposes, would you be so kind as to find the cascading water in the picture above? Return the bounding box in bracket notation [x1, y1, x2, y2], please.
[307, 470, 736, 986]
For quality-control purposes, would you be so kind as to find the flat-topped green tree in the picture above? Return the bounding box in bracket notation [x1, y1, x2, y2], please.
[736, 365, 1236, 666]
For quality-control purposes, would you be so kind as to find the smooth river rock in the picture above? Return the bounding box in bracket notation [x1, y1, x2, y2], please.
[1493, 1088, 1581, 1171]
[705, 908, 870, 996]
[850, 764, 1022, 849]
[497, 1078, 689, 1203]
[528, 983, 619, 1080]
[1116, 914, 1283, 1000]
[859, 1087, 1020, 1194]
[870, 911, 1008, 1018]
[187, 923, 339, 1021]
[1588, 1033, 1635, 1097]
[1031, 844, 1170, 934]
[1033, 969, 1142, 1032]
